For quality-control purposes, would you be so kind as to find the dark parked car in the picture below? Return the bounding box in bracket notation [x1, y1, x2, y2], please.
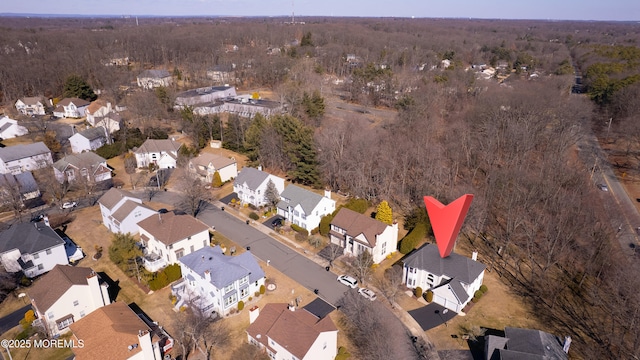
[271, 218, 284, 228]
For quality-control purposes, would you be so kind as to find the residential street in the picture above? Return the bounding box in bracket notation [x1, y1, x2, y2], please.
[0, 305, 30, 334]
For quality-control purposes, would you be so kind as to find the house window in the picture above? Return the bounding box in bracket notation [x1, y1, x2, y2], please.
[46, 249, 52, 255]
[239, 276, 248, 286]
[241, 287, 249, 298]
[80, 311, 85, 318]
[57, 317, 74, 331]
[381, 242, 386, 254]
[224, 284, 234, 294]
[33, 253, 39, 260]
[48, 312, 54, 319]
[224, 294, 237, 308]
[176, 250, 184, 259]
[37, 264, 44, 270]
[73, 300, 79, 306]
[203, 240, 207, 247]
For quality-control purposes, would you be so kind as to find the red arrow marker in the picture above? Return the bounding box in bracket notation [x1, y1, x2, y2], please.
[424, 194, 474, 258]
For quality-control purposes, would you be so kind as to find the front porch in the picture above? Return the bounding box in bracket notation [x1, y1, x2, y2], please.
[143, 252, 167, 272]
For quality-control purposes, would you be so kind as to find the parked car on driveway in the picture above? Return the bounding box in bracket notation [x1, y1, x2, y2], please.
[358, 287, 377, 301]
[271, 217, 284, 228]
[60, 201, 77, 209]
[337, 275, 358, 288]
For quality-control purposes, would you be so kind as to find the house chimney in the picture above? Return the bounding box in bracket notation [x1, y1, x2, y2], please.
[249, 306, 260, 324]
[472, 251, 478, 261]
[324, 189, 331, 199]
[257, 165, 263, 171]
[204, 270, 211, 282]
[288, 304, 295, 312]
[158, 213, 162, 223]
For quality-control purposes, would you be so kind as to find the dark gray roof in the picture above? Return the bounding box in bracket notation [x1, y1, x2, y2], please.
[277, 185, 325, 215]
[138, 69, 171, 78]
[98, 188, 139, 211]
[77, 126, 107, 141]
[403, 244, 486, 284]
[0, 222, 65, 255]
[176, 86, 234, 99]
[234, 167, 269, 191]
[485, 335, 511, 360]
[53, 152, 107, 173]
[447, 278, 470, 304]
[179, 246, 265, 288]
[0, 142, 50, 163]
[0, 172, 39, 195]
[134, 139, 181, 155]
[496, 327, 568, 360]
[303, 297, 335, 319]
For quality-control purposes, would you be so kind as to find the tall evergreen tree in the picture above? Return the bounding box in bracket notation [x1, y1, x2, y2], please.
[63, 74, 97, 101]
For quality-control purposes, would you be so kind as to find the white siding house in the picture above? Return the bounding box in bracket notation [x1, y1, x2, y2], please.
[0, 222, 68, 278]
[135, 139, 182, 169]
[29, 265, 111, 337]
[402, 244, 486, 313]
[137, 212, 210, 272]
[15, 97, 46, 116]
[188, 152, 238, 184]
[329, 207, 398, 264]
[53, 152, 112, 185]
[233, 167, 285, 208]
[277, 185, 336, 231]
[174, 246, 265, 316]
[0, 142, 52, 175]
[137, 69, 172, 89]
[97, 188, 156, 235]
[0, 116, 28, 139]
[246, 304, 338, 360]
[56, 98, 90, 118]
[69, 126, 109, 153]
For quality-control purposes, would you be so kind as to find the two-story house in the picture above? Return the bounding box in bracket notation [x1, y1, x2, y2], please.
[137, 212, 210, 272]
[233, 167, 285, 208]
[0, 116, 28, 139]
[70, 301, 171, 360]
[246, 303, 338, 360]
[402, 244, 486, 313]
[15, 96, 46, 116]
[485, 327, 570, 360]
[53, 152, 112, 185]
[0, 142, 53, 175]
[174, 246, 265, 316]
[137, 69, 172, 90]
[98, 188, 157, 235]
[277, 185, 336, 231]
[54, 98, 90, 118]
[69, 126, 109, 153]
[329, 207, 398, 264]
[85, 100, 111, 126]
[174, 86, 237, 107]
[188, 152, 238, 184]
[29, 265, 111, 337]
[134, 139, 182, 169]
[0, 222, 68, 278]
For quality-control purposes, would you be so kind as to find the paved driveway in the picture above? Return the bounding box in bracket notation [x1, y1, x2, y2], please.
[0, 305, 31, 334]
[408, 303, 457, 331]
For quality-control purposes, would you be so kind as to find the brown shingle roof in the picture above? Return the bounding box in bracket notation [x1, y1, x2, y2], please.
[86, 99, 107, 115]
[330, 207, 388, 247]
[28, 265, 94, 312]
[98, 188, 139, 211]
[134, 139, 181, 155]
[111, 200, 153, 223]
[246, 304, 337, 359]
[137, 212, 209, 246]
[190, 152, 236, 170]
[69, 302, 150, 360]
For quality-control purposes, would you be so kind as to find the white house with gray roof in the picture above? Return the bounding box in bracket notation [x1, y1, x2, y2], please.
[98, 188, 156, 235]
[135, 139, 182, 169]
[69, 126, 109, 153]
[0, 142, 53, 175]
[0, 116, 28, 139]
[0, 172, 40, 203]
[402, 243, 486, 313]
[174, 246, 265, 316]
[53, 152, 112, 185]
[233, 167, 285, 208]
[15, 97, 46, 116]
[137, 69, 172, 89]
[277, 185, 336, 232]
[0, 222, 68, 278]
[188, 152, 237, 183]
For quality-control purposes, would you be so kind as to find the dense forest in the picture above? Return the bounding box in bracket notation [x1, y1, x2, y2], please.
[2, 16, 640, 359]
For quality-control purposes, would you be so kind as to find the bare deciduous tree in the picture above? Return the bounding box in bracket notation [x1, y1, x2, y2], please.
[177, 175, 214, 217]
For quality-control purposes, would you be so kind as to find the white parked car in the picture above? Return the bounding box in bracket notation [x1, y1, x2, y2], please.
[337, 275, 358, 288]
[597, 184, 609, 192]
[60, 201, 77, 209]
[358, 287, 377, 301]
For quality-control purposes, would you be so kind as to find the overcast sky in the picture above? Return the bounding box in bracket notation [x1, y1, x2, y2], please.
[1, 0, 638, 21]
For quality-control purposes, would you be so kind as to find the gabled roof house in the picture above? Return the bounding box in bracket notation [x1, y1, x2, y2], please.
[53, 152, 112, 185]
[0, 142, 52, 175]
[402, 243, 486, 313]
[0, 222, 68, 278]
[485, 327, 570, 360]
[135, 139, 182, 169]
[277, 185, 336, 231]
[55, 98, 90, 118]
[0, 116, 28, 139]
[137, 69, 172, 90]
[15, 96, 46, 116]
[233, 167, 285, 208]
[329, 207, 398, 264]
[174, 246, 265, 316]
[29, 265, 111, 337]
[69, 126, 109, 153]
[246, 303, 338, 360]
[98, 188, 156, 235]
[0, 172, 40, 202]
[188, 152, 238, 184]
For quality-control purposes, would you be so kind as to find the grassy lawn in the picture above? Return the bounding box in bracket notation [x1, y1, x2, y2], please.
[0, 328, 75, 360]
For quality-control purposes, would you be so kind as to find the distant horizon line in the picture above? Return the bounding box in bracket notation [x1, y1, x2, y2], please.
[0, 13, 637, 23]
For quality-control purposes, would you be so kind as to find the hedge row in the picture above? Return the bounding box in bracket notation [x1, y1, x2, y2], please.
[148, 264, 182, 291]
[291, 223, 309, 236]
[399, 223, 427, 254]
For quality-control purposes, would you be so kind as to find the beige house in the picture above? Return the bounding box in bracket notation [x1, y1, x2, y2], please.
[188, 152, 237, 183]
[29, 265, 111, 337]
[15, 97, 46, 116]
